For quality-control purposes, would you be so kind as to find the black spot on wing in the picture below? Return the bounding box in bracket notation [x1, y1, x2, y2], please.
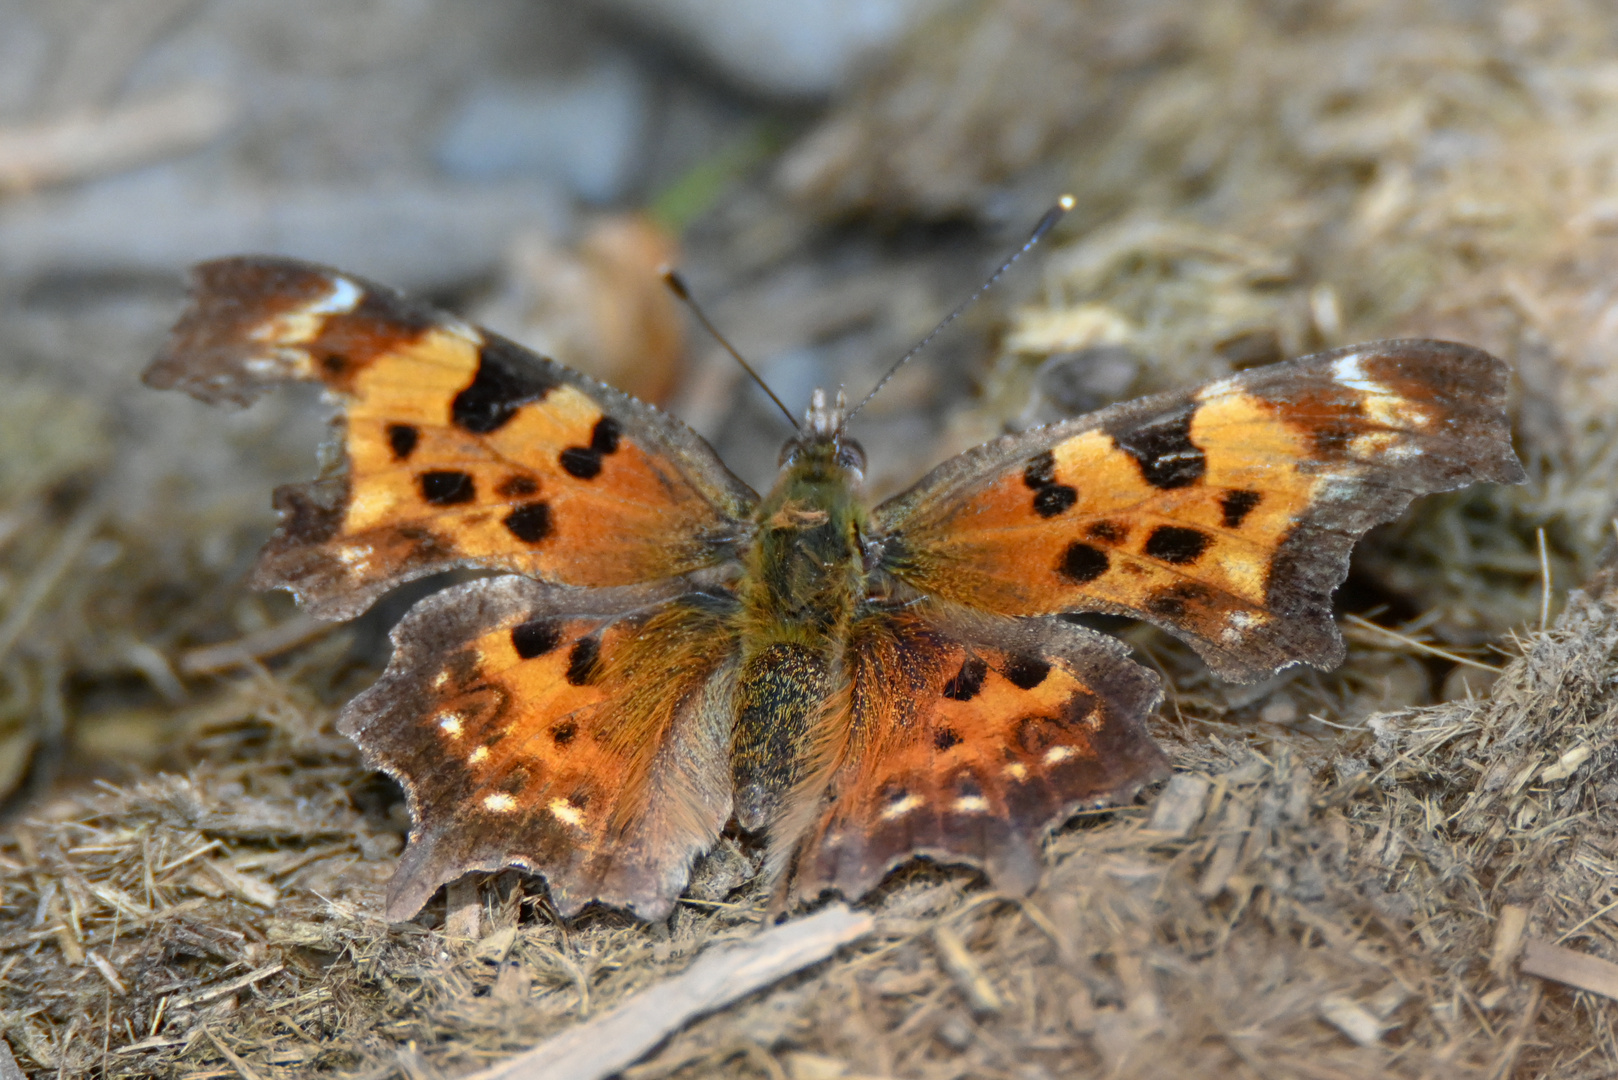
[1144, 525, 1212, 564]
[559, 446, 602, 479]
[387, 423, 418, 460]
[419, 470, 475, 505]
[511, 619, 562, 659]
[1033, 485, 1078, 518]
[1002, 654, 1051, 690]
[551, 721, 577, 747]
[1023, 451, 1057, 489]
[559, 416, 624, 480]
[943, 657, 988, 701]
[590, 416, 622, 454]
[1023, 449, 1078, 518]
[933, 728, 962, 751]
[1059, 541, 1109, 583]
[452, 335, 559, 434]
[503, 502, 552, 543]
[566, 637, 601, 686]
[1110, 404, 1206, 489]
[1220, 489, 1262, 529]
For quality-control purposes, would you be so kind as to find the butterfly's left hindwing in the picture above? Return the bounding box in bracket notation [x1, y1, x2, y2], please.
[875, 341, 1526, 681]
[780, 606, 1166, 906]
[341, 576, 740, 920]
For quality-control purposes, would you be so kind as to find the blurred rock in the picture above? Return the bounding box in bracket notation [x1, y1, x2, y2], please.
[436, 57, 651, 203]
[0, 172, 566, 292]
[584, 0, 958, 99]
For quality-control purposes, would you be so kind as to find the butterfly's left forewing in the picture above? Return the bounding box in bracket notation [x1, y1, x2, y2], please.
[875, 341, 1525, 681]
[781, 606, 1165, 905]
[145, 257, 756, 620]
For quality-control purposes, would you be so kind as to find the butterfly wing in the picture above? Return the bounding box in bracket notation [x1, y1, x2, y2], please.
[145, 257, 757, 619]
[873, 340, 1525, 681]
[778, 604, 1165, 904]
[342, 575, 740, 920]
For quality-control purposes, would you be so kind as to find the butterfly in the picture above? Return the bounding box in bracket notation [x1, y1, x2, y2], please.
[145, 253, 1524, 921]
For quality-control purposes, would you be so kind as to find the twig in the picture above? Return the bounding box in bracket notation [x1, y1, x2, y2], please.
[178, 613, 330, 675]
[1536, 527, 1551, 632]
[0, 86, 237, 193]
[1342, 614, 1503, 672]
[171, 963, 284, 1010]
[458, 905, 874, 1080]
[205, 1029, 267, 1080]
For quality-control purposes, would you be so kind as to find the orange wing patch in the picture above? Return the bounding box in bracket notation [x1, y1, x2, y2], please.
[341, 576, 740, 920]
[145, 257, 756, 620]
[877, 341, 1526, 680]
[780, 608, 1164, 905]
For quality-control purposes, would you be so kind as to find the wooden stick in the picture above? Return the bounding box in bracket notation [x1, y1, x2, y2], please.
[460, 905, 874, 1080]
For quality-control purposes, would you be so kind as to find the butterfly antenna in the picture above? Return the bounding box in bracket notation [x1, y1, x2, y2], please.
[841, 194, 1075, 429]
[662, 268, 799, 431]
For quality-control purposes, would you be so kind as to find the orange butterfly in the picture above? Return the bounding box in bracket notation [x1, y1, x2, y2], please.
[146, 252, 1523, 920]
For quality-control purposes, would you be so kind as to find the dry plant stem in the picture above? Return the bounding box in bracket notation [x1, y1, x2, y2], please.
[0, 86, 236, 193]
[0, 495, 105, 666]
[204, 1028, 266, 1080]
[177, 613, 330, 675]
[460, 905, 875, 1080]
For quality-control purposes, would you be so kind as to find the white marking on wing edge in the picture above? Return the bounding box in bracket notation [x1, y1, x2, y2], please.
[1043, 745, 1077, 765]
[881, 793, 924, 820]
[1330, 353, 1392, 395]
[432, 671, 450, 689]
[1198, 376, 1240, 400]
[468, 746, 489, 764]
[1004, 762, 1029, 780]
[953, 794, 990, 813]
[549, 798, 586, 828]
[483, 793, 517, 813]
[437, 714, 462, 737]
[309, 276, 363, 316]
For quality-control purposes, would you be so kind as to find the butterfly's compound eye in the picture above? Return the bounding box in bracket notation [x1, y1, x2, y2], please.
[778, 439, 803, 468]
[836, 438, 866, 477]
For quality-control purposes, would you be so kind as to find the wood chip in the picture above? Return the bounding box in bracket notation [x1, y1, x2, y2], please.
[1318, 992, 1388, 1046]
[1143, 773, 1211, 839]
[1520, 938, 1618, 1000]
[1540, 743, 1591, 782]
[459, 904, 874, 1080]
[1490, 905, 1529, 977]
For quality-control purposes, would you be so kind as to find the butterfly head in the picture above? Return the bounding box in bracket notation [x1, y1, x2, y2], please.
[778, 387, 866, 481]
